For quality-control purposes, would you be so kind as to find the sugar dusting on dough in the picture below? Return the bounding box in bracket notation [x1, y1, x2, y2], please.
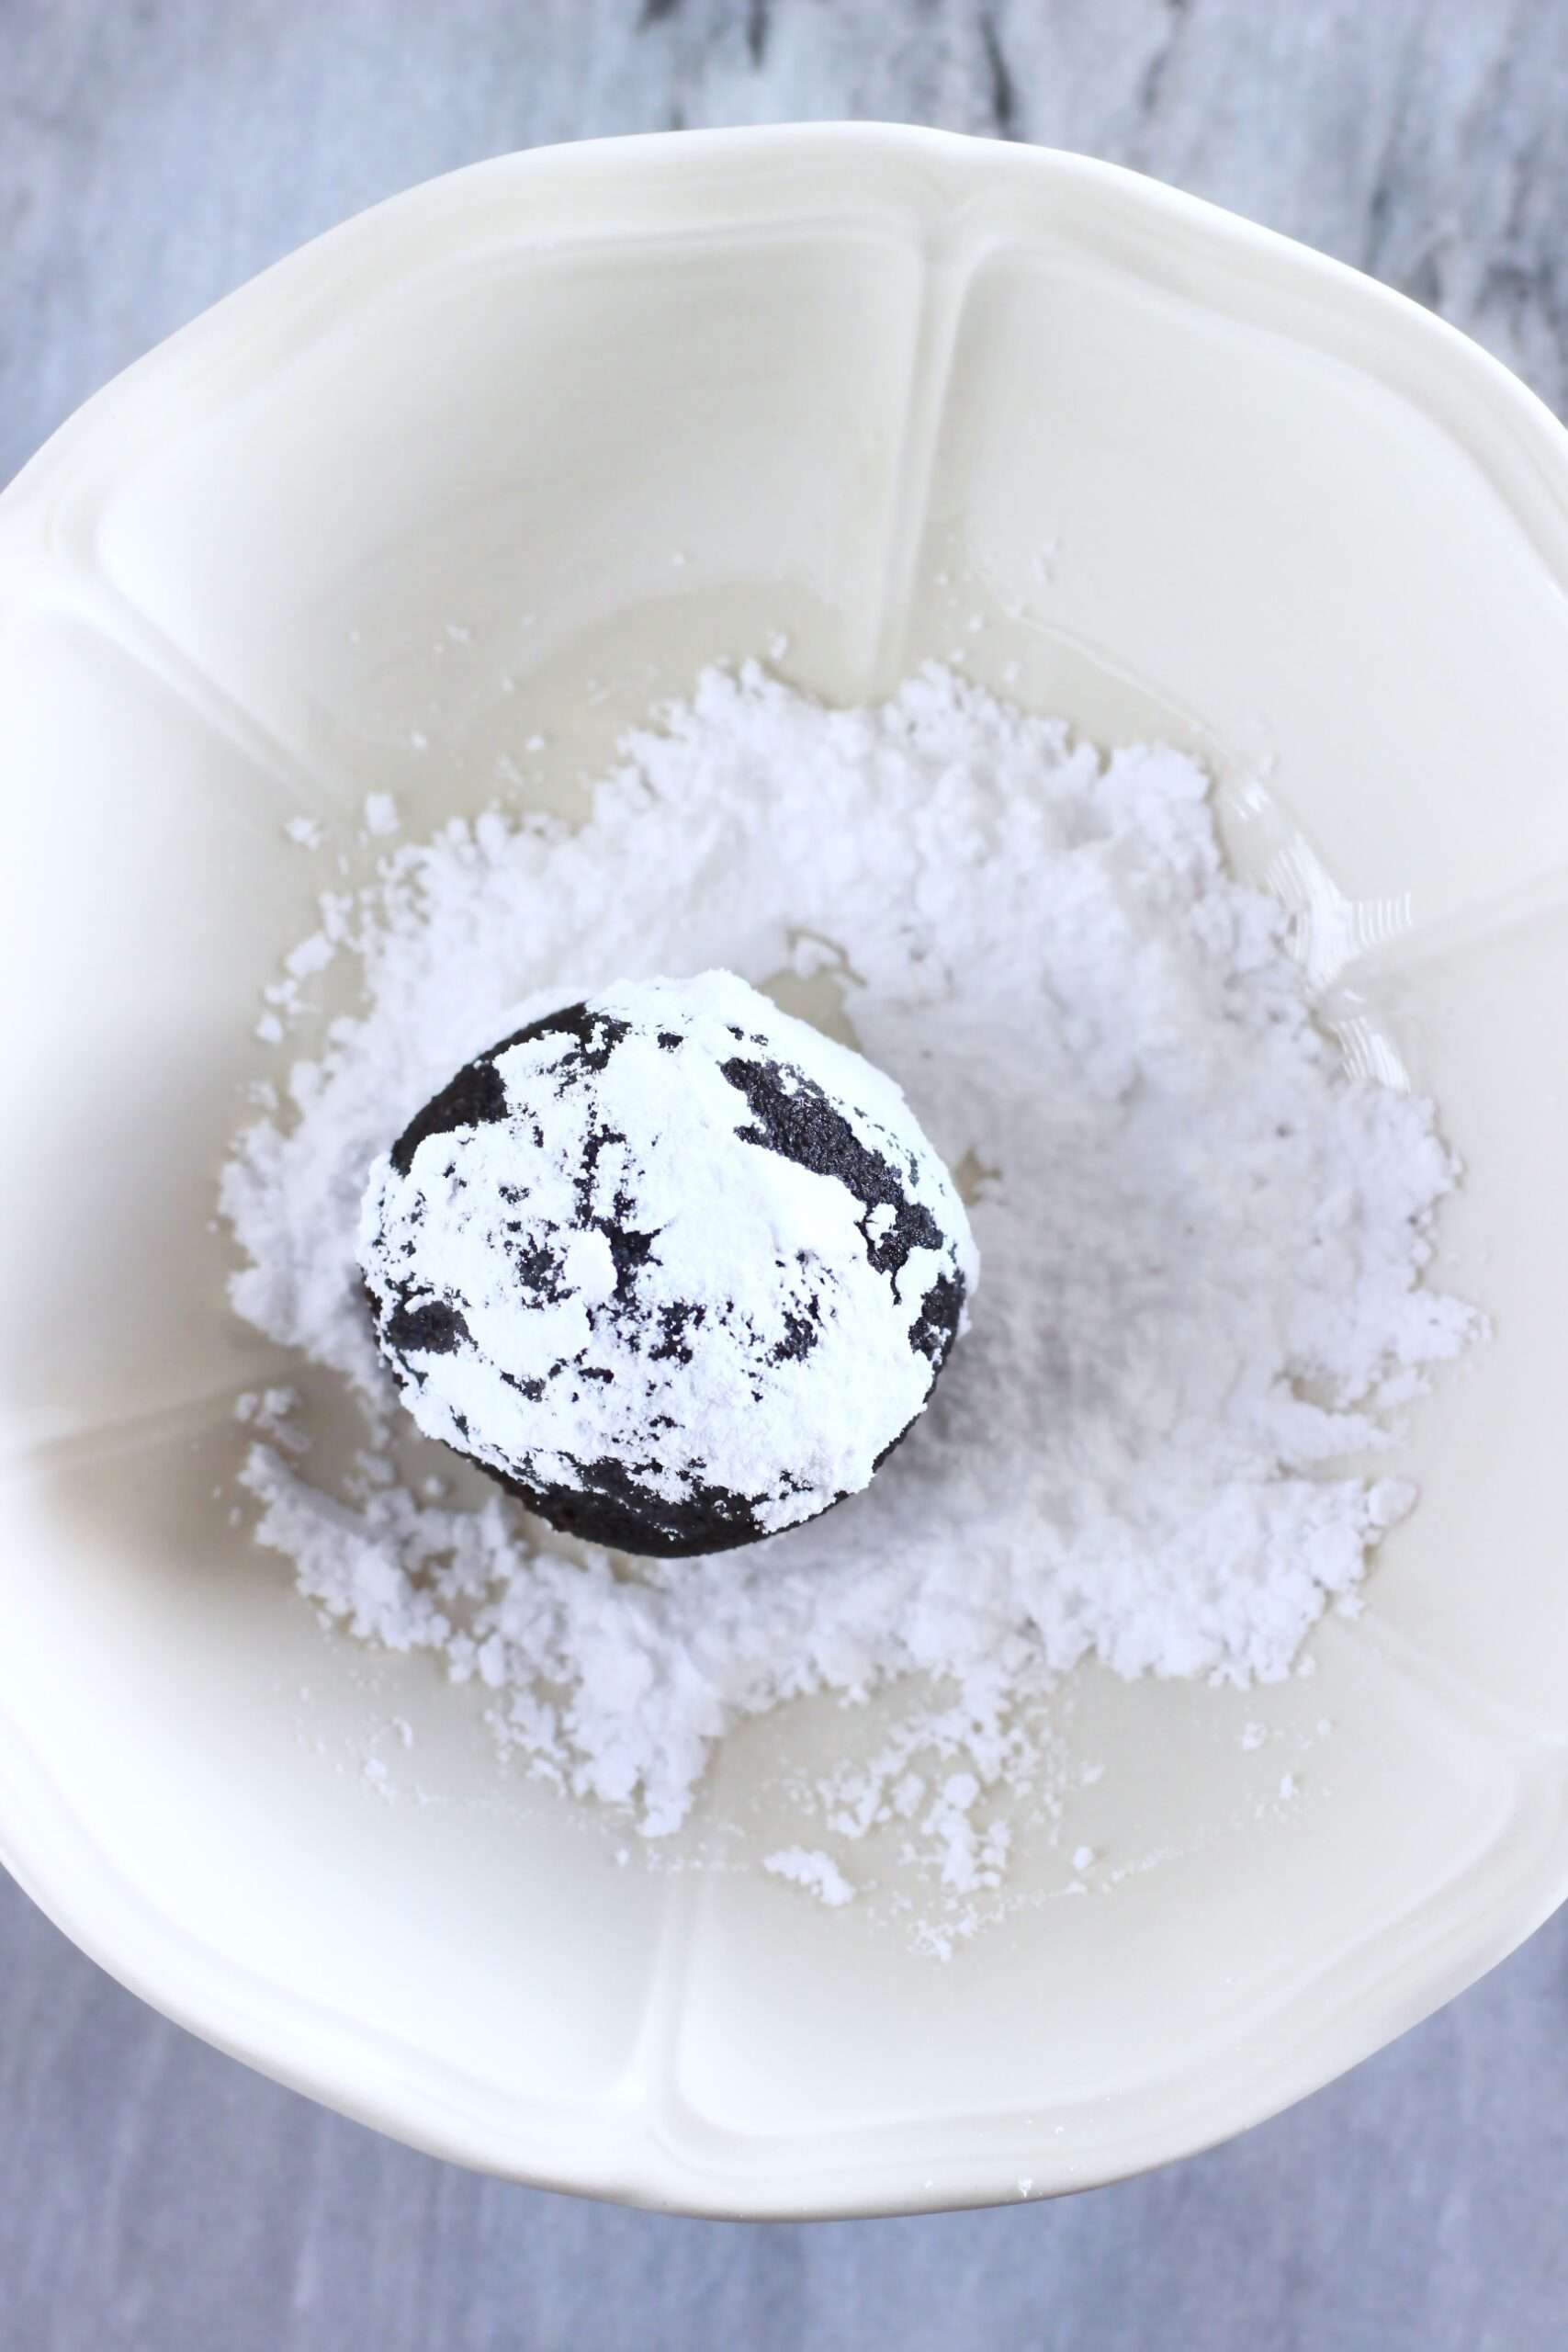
[358, 972, 974, 1555]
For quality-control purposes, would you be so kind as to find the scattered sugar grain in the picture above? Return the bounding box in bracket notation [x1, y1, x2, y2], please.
[762, 1848, 857, 1907]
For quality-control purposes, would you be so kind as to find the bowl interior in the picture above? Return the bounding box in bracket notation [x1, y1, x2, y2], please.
[3, 129, 1568, 2214]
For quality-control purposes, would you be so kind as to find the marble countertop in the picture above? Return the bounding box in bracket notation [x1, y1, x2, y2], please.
[5, 3, 1568, 2346]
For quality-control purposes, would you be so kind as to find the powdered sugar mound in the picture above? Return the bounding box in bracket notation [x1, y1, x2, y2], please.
[222, 662, 1477, 1849]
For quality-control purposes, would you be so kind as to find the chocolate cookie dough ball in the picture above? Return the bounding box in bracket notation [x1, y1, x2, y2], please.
[358, 970, 977, 1556]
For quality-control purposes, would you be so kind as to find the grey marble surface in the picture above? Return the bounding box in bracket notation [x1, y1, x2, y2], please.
[5, 2, 1568, 2345]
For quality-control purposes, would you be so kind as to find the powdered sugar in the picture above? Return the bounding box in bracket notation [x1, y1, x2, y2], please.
[762, 1849, 858, 1907]
[222, 662, 1476, 1873]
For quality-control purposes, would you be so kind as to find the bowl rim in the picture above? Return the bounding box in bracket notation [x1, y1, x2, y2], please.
[4, 119, 1568, 2218]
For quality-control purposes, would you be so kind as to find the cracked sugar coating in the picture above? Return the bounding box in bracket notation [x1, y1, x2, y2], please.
[357, 971, 977, 1555]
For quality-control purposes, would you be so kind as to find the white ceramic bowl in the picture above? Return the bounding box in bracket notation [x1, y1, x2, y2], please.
[4, 126, 1568, 2218]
